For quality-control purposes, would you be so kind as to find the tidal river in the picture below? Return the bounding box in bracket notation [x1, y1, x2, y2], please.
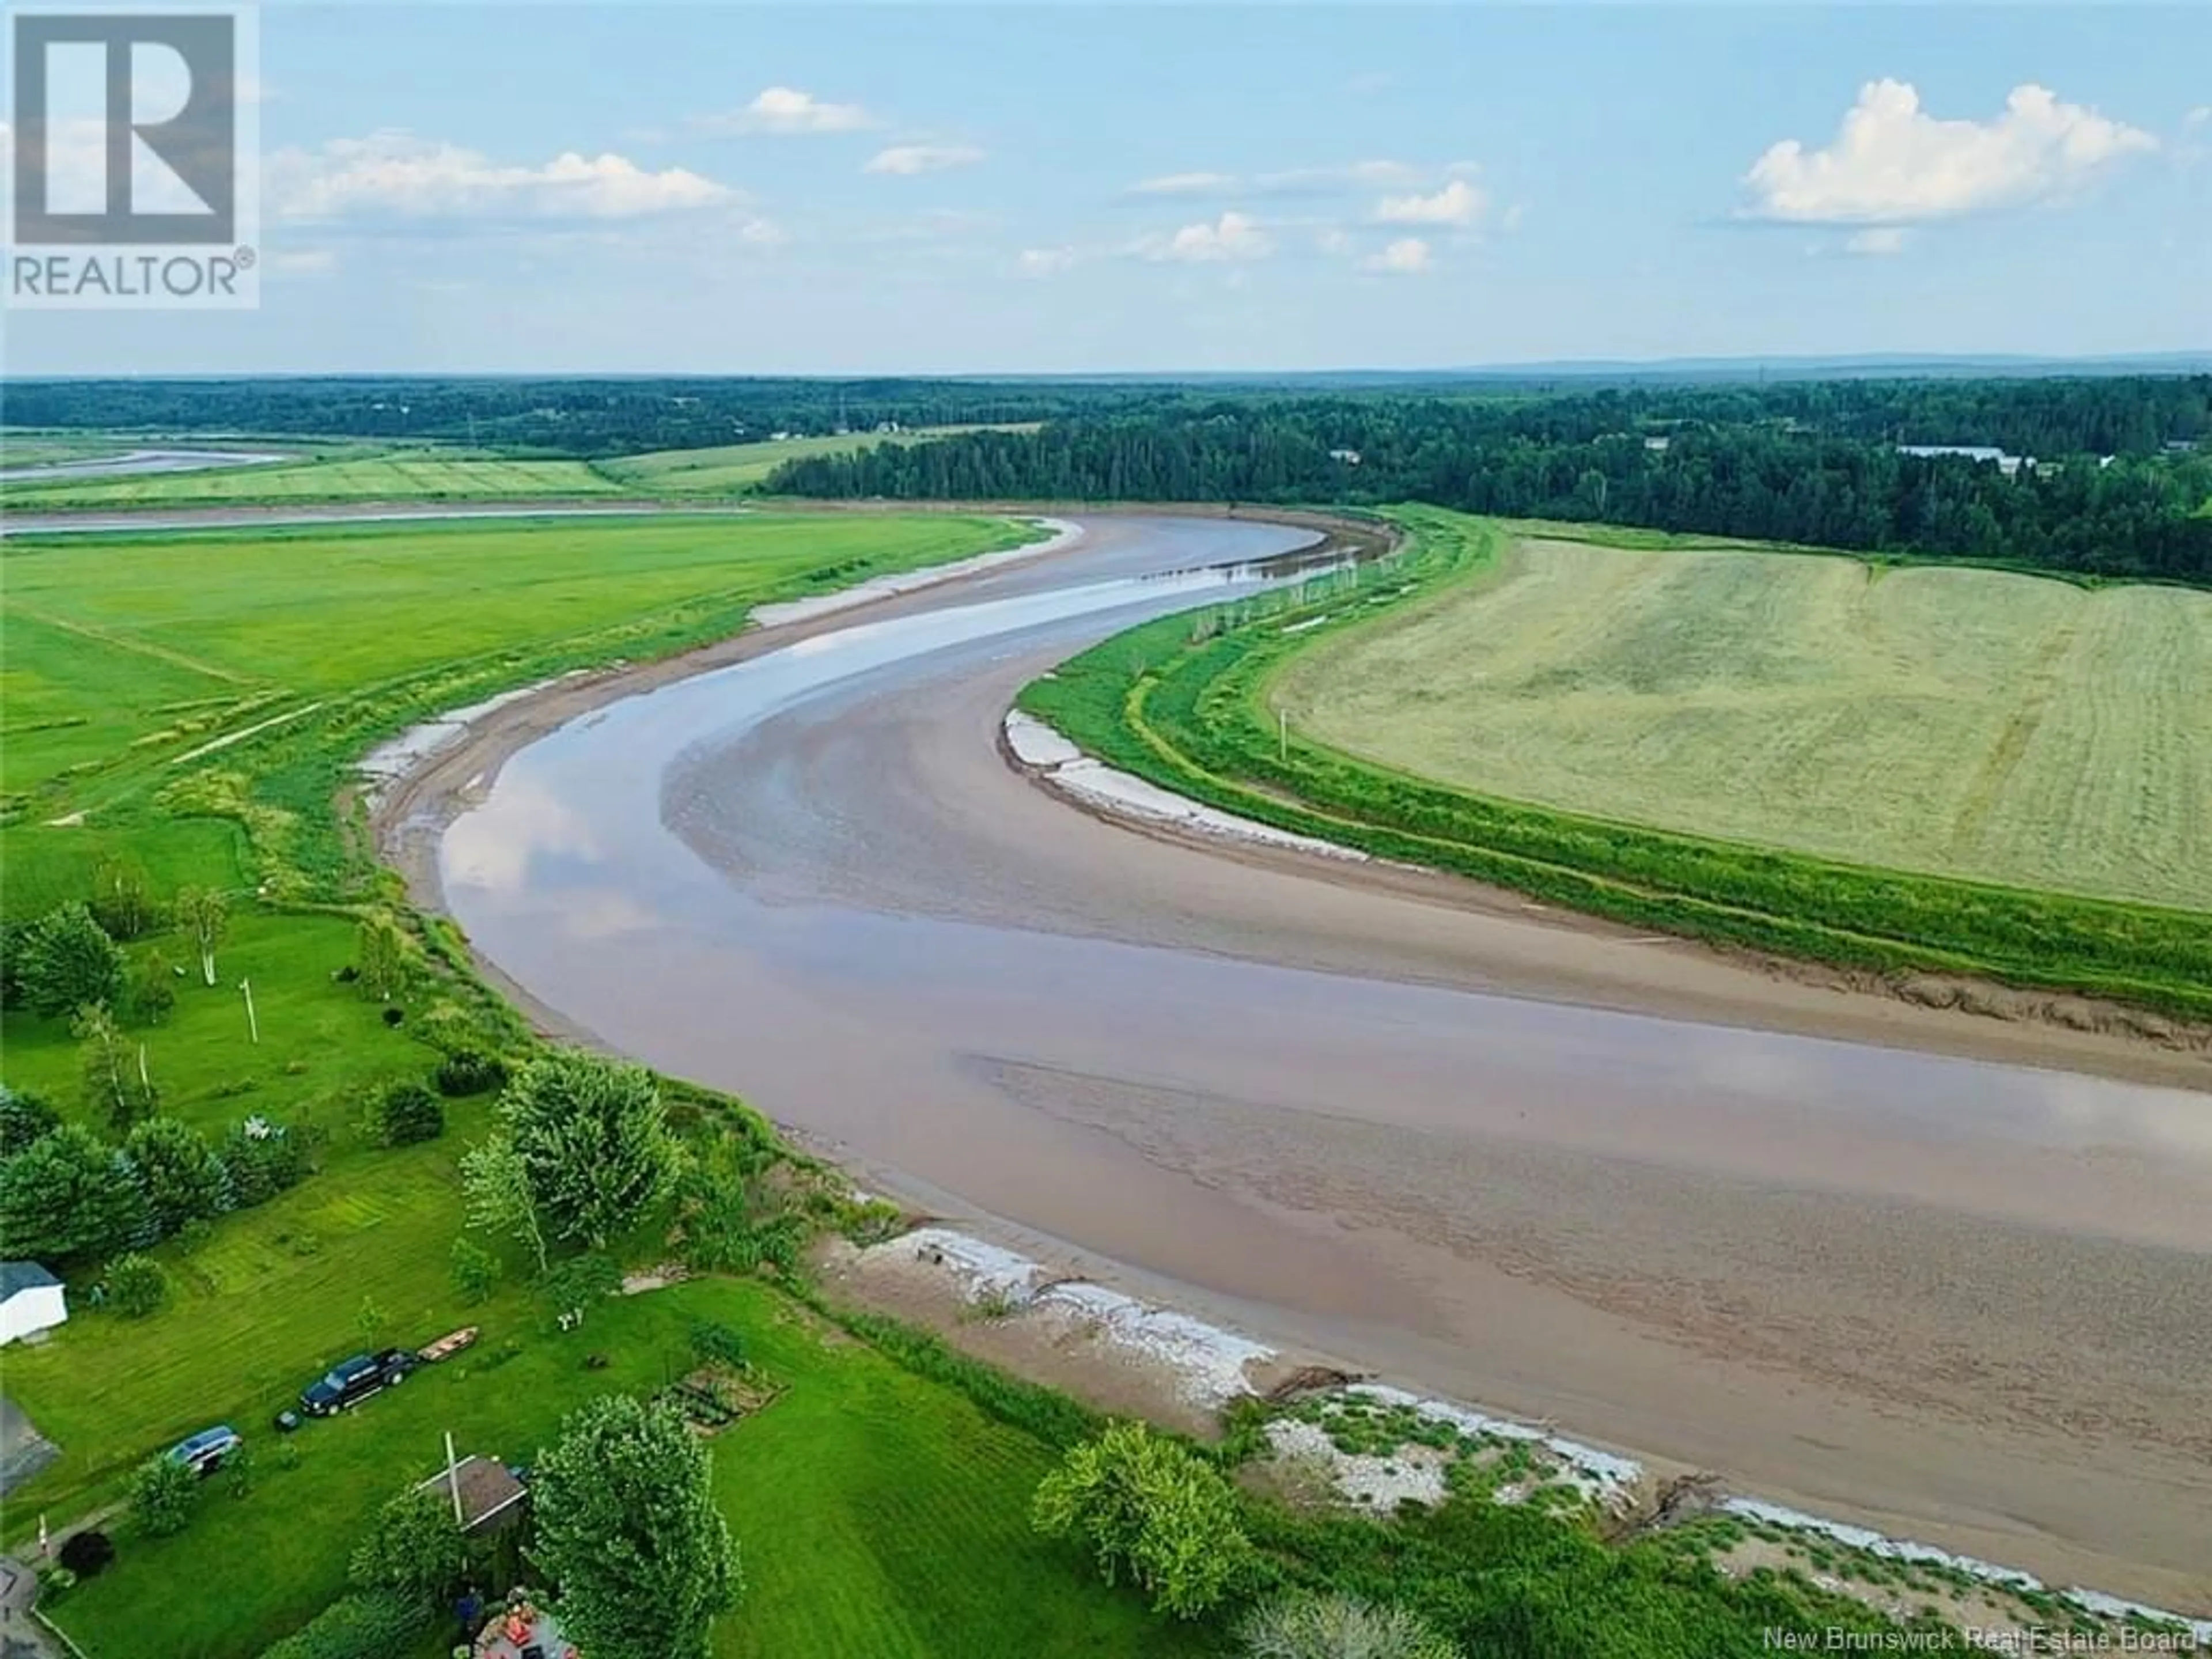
[427, 514, 2212, 1609]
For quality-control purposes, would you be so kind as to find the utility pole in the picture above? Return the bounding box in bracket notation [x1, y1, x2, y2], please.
[444, 1430, 465, 1527]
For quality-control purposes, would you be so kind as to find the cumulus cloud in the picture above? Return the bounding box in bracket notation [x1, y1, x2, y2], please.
[1017, 246, 1074, 276]
[1375, 177, 1484, 226]
[1362, 237, 1434, 274]
[1744, 79, 2157, 224]
[266, 131, 738, 222]
[695, 86, 877, 137]
[2187, 106, 2211, 130]
[1135, 210, 1272, 263]
[1128, 161, 1431, 198]
[1844, 226, 1909, 256]
[865, 143, 985, 176]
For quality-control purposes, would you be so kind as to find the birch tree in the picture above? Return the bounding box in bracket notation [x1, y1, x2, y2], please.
[174, 888, 230, 988]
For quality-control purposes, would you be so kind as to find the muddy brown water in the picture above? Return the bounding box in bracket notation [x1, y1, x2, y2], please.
[424, 516, 2212, 1608]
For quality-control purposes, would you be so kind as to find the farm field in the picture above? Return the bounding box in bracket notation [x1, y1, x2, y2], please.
[0, 453, 623, 507]
[599, 424, 1037, 495]
[1275, 533, 2212, 910]
[0, 512, 1035, 816]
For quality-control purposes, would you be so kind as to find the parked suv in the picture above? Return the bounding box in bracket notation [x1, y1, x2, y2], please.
[298, 1349, 417, 1417]
[168, 1425, 243, 1477]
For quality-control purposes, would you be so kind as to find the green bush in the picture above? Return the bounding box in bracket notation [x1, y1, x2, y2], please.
[1238, 1591, 1460, 1659]
[449, 1236, 499, 1305]
[377, 1080, 445, 1147]
[223, 1116, 305, 1207]
[349, 1486, 466, 1613]
[687, 1319, 747, 1372]
[107, 1252, 170, 1318]
[256, 1591, 432, 1659]
[0, 1085, 61, 1156]
[131, 1452, 199, 1537]
[434, 1047, 506, 1098]
[1032, 1421, 1253, 1619]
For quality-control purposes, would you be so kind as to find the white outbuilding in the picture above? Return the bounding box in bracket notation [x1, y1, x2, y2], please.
[0, 1262, 67, 1344]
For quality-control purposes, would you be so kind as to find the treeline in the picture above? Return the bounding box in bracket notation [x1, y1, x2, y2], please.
[1, 376, 1169, 456]
[9, 373, 2209, 464]
[772, 393, 2212, 582]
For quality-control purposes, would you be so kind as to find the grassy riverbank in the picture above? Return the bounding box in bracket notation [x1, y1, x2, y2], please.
[1017, 506, 2212, 1023]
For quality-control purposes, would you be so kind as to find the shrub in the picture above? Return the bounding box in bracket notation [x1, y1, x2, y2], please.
[537, 1250, 620, 1320]
[223, 1116, 304, 1207]
[132, 950, 178, 1024]
[89, 856, 161, 941]
[449, 1236, 499, 1305]
[1237, 1592, 1461, 1659]
[257, 1591, 431, 1659]
[0, 1085, 62, 1157]
[381, 1006, 404, 1027]
[58, 1530, 115, 1578]
[377, 1080, 444, 1147]
[16, 903, 125, 1018]
[1032, 1421, 1254, 1619]
[687, 1319, 747, 1373]
[224, 1441, 257, 1499]
[434, 1047, 506, 1098]
[34, 1564, 77, 1603]
[131, 1452, 199, 1537]
[349, 1486, 466, 1613]
[108, 1252, 169, 1318]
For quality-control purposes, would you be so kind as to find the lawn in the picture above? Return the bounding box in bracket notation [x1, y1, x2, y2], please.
[1, 512, 1035, 817]
[600, 425, 1036, 495]
[1274, 529, 2212, 909]
[36, 1277, 1199, 1659]
[0, 454, 623, 508]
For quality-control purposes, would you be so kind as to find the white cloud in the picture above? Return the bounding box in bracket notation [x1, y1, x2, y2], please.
[270, 248, 337, 275]
[1844, 226, 1909, 256]
[865, 143, 985, 176]
[1744, 79, 2157, 224]
[1501, 203, 1527, 233]
[1017, 246, 1074, 276]
[1375, 178, 1484, 227]
[1130, 171, 1240, 196]
[2187, 106, 2211, 129]
[696, 86, 877, 137]
[1259, 160, 1421, 192]
[1315, 226, 1351, 255]
[1136, 210, 1272, 263]
[267, 131, 738, 222]
[1362, 237, 1434, 275]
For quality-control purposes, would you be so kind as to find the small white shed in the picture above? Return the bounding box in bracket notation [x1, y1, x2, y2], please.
[0, 1262, 67, 1344]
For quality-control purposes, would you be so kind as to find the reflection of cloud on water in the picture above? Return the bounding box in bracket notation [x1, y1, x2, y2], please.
[443, 775, 603, 895]
[2025, 1071, 2212, 1165]
[558, 891, 662, 941]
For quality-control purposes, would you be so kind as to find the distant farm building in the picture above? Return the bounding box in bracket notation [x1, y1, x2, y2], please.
[0, 1263, 66, 1345]
[1329, 448, 1362, 465]
[1896, 443, 2032, 478]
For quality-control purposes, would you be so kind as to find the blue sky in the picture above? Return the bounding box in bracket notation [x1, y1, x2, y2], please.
[9, 3, 2209, 373]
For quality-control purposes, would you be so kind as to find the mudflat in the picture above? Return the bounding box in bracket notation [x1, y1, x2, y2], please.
[380, 514, 2212, 1613]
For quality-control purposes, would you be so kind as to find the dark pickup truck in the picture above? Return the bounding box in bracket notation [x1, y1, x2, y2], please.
[298, 1349, 418, 1418]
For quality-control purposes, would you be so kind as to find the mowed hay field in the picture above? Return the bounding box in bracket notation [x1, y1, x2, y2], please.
[1275, 537, 2212, 910]
[0, 453, 622, 507]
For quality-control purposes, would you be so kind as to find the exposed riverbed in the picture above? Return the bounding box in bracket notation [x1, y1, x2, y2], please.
[387, 514, 2212, 1611]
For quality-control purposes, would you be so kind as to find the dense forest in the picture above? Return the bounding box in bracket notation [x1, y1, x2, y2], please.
[7, 373, 2209, 463]
[772, 389, 2212, 583]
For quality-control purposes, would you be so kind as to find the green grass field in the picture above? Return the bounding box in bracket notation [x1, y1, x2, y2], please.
[0, 513, 1033, 817]
[1, 453, 623, 508]
[1277, 535, 2212, 910]
[598, 425, 1036, 495]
